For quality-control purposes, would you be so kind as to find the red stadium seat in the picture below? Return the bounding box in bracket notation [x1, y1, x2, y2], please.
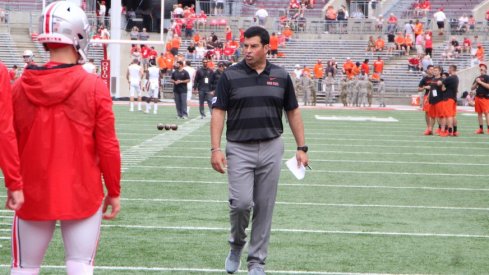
[219, 18, 227, 26]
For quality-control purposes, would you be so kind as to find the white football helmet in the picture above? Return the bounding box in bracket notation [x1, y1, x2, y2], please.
[22, 50, 34, 63]
[37, 1, 91, 63]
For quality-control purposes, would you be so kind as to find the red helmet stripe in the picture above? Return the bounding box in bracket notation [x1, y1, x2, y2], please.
[44, 3, 58, 34]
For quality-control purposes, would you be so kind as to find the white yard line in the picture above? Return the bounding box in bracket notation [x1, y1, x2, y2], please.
[164, 137, 489, 145]
[157, 142, 487, 151]
[121, 117, 208, 172]
[120, 198, 489, 211]
[141, 146, 489, 157]
[0, 264, 429, 275]
[100, 224, 489, 239]
[147, 155, 489, 166]
[121, 179, 489, 192]
[124, 165, 489, 177]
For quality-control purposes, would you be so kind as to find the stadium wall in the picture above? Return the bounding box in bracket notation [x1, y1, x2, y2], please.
[458, 66, 479, 97]
[472, 0, 489, 21]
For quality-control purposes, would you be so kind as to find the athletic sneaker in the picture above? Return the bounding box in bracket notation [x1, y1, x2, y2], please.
[475, 129, 484, 134]
[225, 249, 242, 274]
[423, 129, 433, 135]
[435, 128, 441, 134]
[248, 267, 266, 275]
[452, 131, 459, 137]
[439, 131, 448, 137]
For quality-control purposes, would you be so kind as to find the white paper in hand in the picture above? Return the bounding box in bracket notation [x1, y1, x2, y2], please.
[286, 156, 305, 180]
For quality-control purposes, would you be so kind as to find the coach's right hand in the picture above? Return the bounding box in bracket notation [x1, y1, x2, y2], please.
[211, 150, 227, 174]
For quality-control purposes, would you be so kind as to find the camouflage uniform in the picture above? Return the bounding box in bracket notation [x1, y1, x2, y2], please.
[339, 78, 348, 106]
[297, 75, 317, 106]
[355, 76, 373, 107]
[377, 80, 386, 107]
[323, 76, 335, 106]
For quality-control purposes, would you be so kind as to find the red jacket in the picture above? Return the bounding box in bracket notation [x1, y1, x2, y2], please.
[0, 62, 22, 191]
[12, 64, 121, 220]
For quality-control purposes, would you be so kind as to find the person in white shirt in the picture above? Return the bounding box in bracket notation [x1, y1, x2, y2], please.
[82, 58, 97, 74]
[255, 8, 268, 26]
[458, 15, 469, 32]
[292, 64, 303, 89]
[145, 60, 161, 114]
[173, 4, 183, 18]
[183, 60, 196, 116]
[126, 59, 144, 112]
[98, 1, 106, 26]
[433, 8, 447, 35]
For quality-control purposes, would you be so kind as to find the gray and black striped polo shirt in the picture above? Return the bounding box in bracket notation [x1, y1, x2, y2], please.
[212, 60, 299, 142]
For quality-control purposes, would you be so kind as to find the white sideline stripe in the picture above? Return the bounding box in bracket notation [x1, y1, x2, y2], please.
[100, 224, 489, 239]
[147, 146, 489, 157]
[0, 265, 428, 275]
[126, 165, 489, 177]
[120, 198, 489, 211]
[165, 141, 488, 151]
[315, 115, 399, 122]
[171, 138, 489, 146]
[148, 155, 489, 166]
[0, 237, 9, 240]
[121, 117, 208, 170]
[121, 179, 489, 192]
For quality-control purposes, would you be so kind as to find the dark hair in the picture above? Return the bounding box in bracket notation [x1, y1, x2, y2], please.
[461, 91, 469, 98]
[427, 65, 434, 69]
[177, 60, 184, 66]
[185, 60, 191, 66]
[244, 26, 270, 45]
[449, 64, 457, 71]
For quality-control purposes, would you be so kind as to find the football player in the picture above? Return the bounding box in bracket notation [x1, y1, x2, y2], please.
[10, 2, 121, 274]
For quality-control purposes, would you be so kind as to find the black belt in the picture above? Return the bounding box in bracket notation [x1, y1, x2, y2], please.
[237, 136, 279, 144]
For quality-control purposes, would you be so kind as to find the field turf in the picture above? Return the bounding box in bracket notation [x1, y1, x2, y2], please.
[1, 105, 488, 274]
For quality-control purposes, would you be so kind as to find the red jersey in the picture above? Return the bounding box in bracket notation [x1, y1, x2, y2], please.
[0, 62, 22, 191]
[141, 46, 150, 59]
[12, 64, 121, 220]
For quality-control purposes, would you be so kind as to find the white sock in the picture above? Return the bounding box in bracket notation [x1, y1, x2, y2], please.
[153, 103, 158, 114]
[146, 102, 150, 112]
[187, 106, 190, 115]
[10, 267, 40, 275]
[66, 260, 94, 275]
[130, 102, 134, 111]
[137, 102, 142, 111]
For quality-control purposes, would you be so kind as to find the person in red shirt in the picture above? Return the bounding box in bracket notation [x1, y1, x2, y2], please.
[361, 59, 370, 75]
[9, 2, 121, 274]
[225, 25, 232, 42]
[0, 62, 24, 211]
[8, 65, 19, 83]
[462, 37, 472, 54]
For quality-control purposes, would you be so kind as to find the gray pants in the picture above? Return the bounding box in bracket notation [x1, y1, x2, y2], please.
[199, 90, 213, 117]
[174, 91, 188, 118]
[226, 137, 284, 270]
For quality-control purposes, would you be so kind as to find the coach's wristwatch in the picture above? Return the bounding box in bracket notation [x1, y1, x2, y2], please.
[297, 145, 308, 153]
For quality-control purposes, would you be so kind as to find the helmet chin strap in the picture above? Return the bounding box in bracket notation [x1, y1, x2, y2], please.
[73, 37, 87, 64]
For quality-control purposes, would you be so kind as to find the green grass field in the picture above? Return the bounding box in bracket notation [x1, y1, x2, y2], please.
[1, 105, 489, 274]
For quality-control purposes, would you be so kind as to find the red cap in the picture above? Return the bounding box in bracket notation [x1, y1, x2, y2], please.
[480, 63, 487, 69]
